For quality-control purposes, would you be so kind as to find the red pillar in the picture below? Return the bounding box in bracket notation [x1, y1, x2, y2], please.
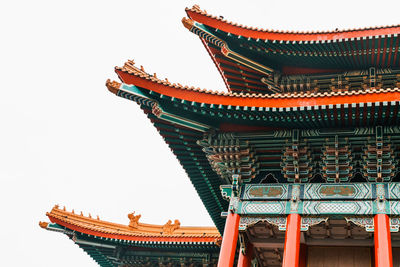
[237, 243, 253, 267]
[282, 213, 301, 267]
[374, 214, 393, 267]
[218, 212, 240, 267]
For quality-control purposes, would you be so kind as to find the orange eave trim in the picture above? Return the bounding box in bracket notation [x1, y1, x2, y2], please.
[116, 69, 400, 108]
[47, 215, 220, 243]
[186, 9, 400, 42]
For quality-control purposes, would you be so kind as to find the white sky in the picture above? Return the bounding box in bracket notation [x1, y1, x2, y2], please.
[1, 0, 400, 266]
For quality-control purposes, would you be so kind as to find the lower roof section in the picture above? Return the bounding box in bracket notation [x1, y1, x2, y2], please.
[40, 205, 221, 266]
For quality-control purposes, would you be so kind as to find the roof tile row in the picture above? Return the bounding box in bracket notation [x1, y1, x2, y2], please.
[115, 60, 400, 100]
[43, 205, 220, 240]
[186, 5, 400, 35]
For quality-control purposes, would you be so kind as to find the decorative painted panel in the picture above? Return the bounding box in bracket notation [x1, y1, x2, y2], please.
[303, 201, 373, 215]
[303, 183, 372, 200]
[240, 183, 400, 201]
[238, 201, 374, 215]
[238, 216, 287, 231]
[388, 184, 400, 199]
[238, 216, 328, 231]
[234, 183, 400, 216]
[239, 201, 286, 215]
[390, 201, 400, 215]
[241, 184, 289, 200]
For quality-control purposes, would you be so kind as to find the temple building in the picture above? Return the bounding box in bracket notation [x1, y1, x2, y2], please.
[41, 5, 400, 267]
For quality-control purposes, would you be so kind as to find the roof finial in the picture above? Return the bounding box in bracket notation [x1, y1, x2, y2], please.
[106, 79, 121, 94]
[162, 219, 181, 235]
[128, 212, 141, 228]
[182, 17, 195, 30]
[39, 221, 49, 229]
[140, 65, 145, 72]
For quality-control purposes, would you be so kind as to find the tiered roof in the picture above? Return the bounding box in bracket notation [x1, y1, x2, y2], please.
[42, 5, 400, 265]
[184, 5, 400, 94]
[112, 60, 400, 127]
[108, 58, 400, 226]
[40, 206, 221, 266]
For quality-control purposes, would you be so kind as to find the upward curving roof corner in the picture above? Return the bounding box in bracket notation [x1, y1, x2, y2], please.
[183, 5, 400, 94]
[111, 60, 400, 108]
[185, 4, 400, 41]
[41, 205, 221, 243]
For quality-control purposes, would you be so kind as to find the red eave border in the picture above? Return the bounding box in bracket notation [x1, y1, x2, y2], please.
[186, 10, 400, 42]
[116, 69, 400, 108]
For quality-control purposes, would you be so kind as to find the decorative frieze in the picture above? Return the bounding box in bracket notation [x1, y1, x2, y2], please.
[300, 217, 329, 231]
[304, 183, 372, 200]
[238, 216, 287, 231]
[225, 183, 400, 216]
[242, 184, 289, 200]
[345, 216, 400, 232]
[240, 183, 400, 201]
[238, 216, 327, 231]
[302, 201, 373, 215]
[345, 217, 374, 232]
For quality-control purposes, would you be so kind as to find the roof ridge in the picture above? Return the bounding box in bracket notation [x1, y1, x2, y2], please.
[186, 5, 400, 36]
[43, 205, 220, 238]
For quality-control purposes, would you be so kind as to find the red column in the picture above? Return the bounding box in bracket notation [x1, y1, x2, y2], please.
[218, 212, 240, 267]
[374, 214, 393, 267]
[282, 213, 301, 267]
[237, 243, 253, 267]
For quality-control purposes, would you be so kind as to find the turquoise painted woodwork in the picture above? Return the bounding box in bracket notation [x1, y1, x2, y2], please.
[221, 183, 400, 216]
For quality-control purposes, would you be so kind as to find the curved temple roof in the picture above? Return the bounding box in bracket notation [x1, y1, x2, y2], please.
[112, 60, 400, 108]
[41, 205, 220, 243]
[109, 59, 400, 230]
[186, 5, 400, 42]
[184, 5, 400, 94]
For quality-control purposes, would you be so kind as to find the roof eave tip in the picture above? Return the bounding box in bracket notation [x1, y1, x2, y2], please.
[106, 79, 121, 95]
[39, 221, 49, 229]
[182, 17, 194, 30]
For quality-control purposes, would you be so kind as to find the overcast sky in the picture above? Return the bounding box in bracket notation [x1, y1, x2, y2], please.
[2, 0, 400, 266]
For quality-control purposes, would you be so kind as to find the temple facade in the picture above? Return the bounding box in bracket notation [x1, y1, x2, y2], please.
[41, 5, 400, 267]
